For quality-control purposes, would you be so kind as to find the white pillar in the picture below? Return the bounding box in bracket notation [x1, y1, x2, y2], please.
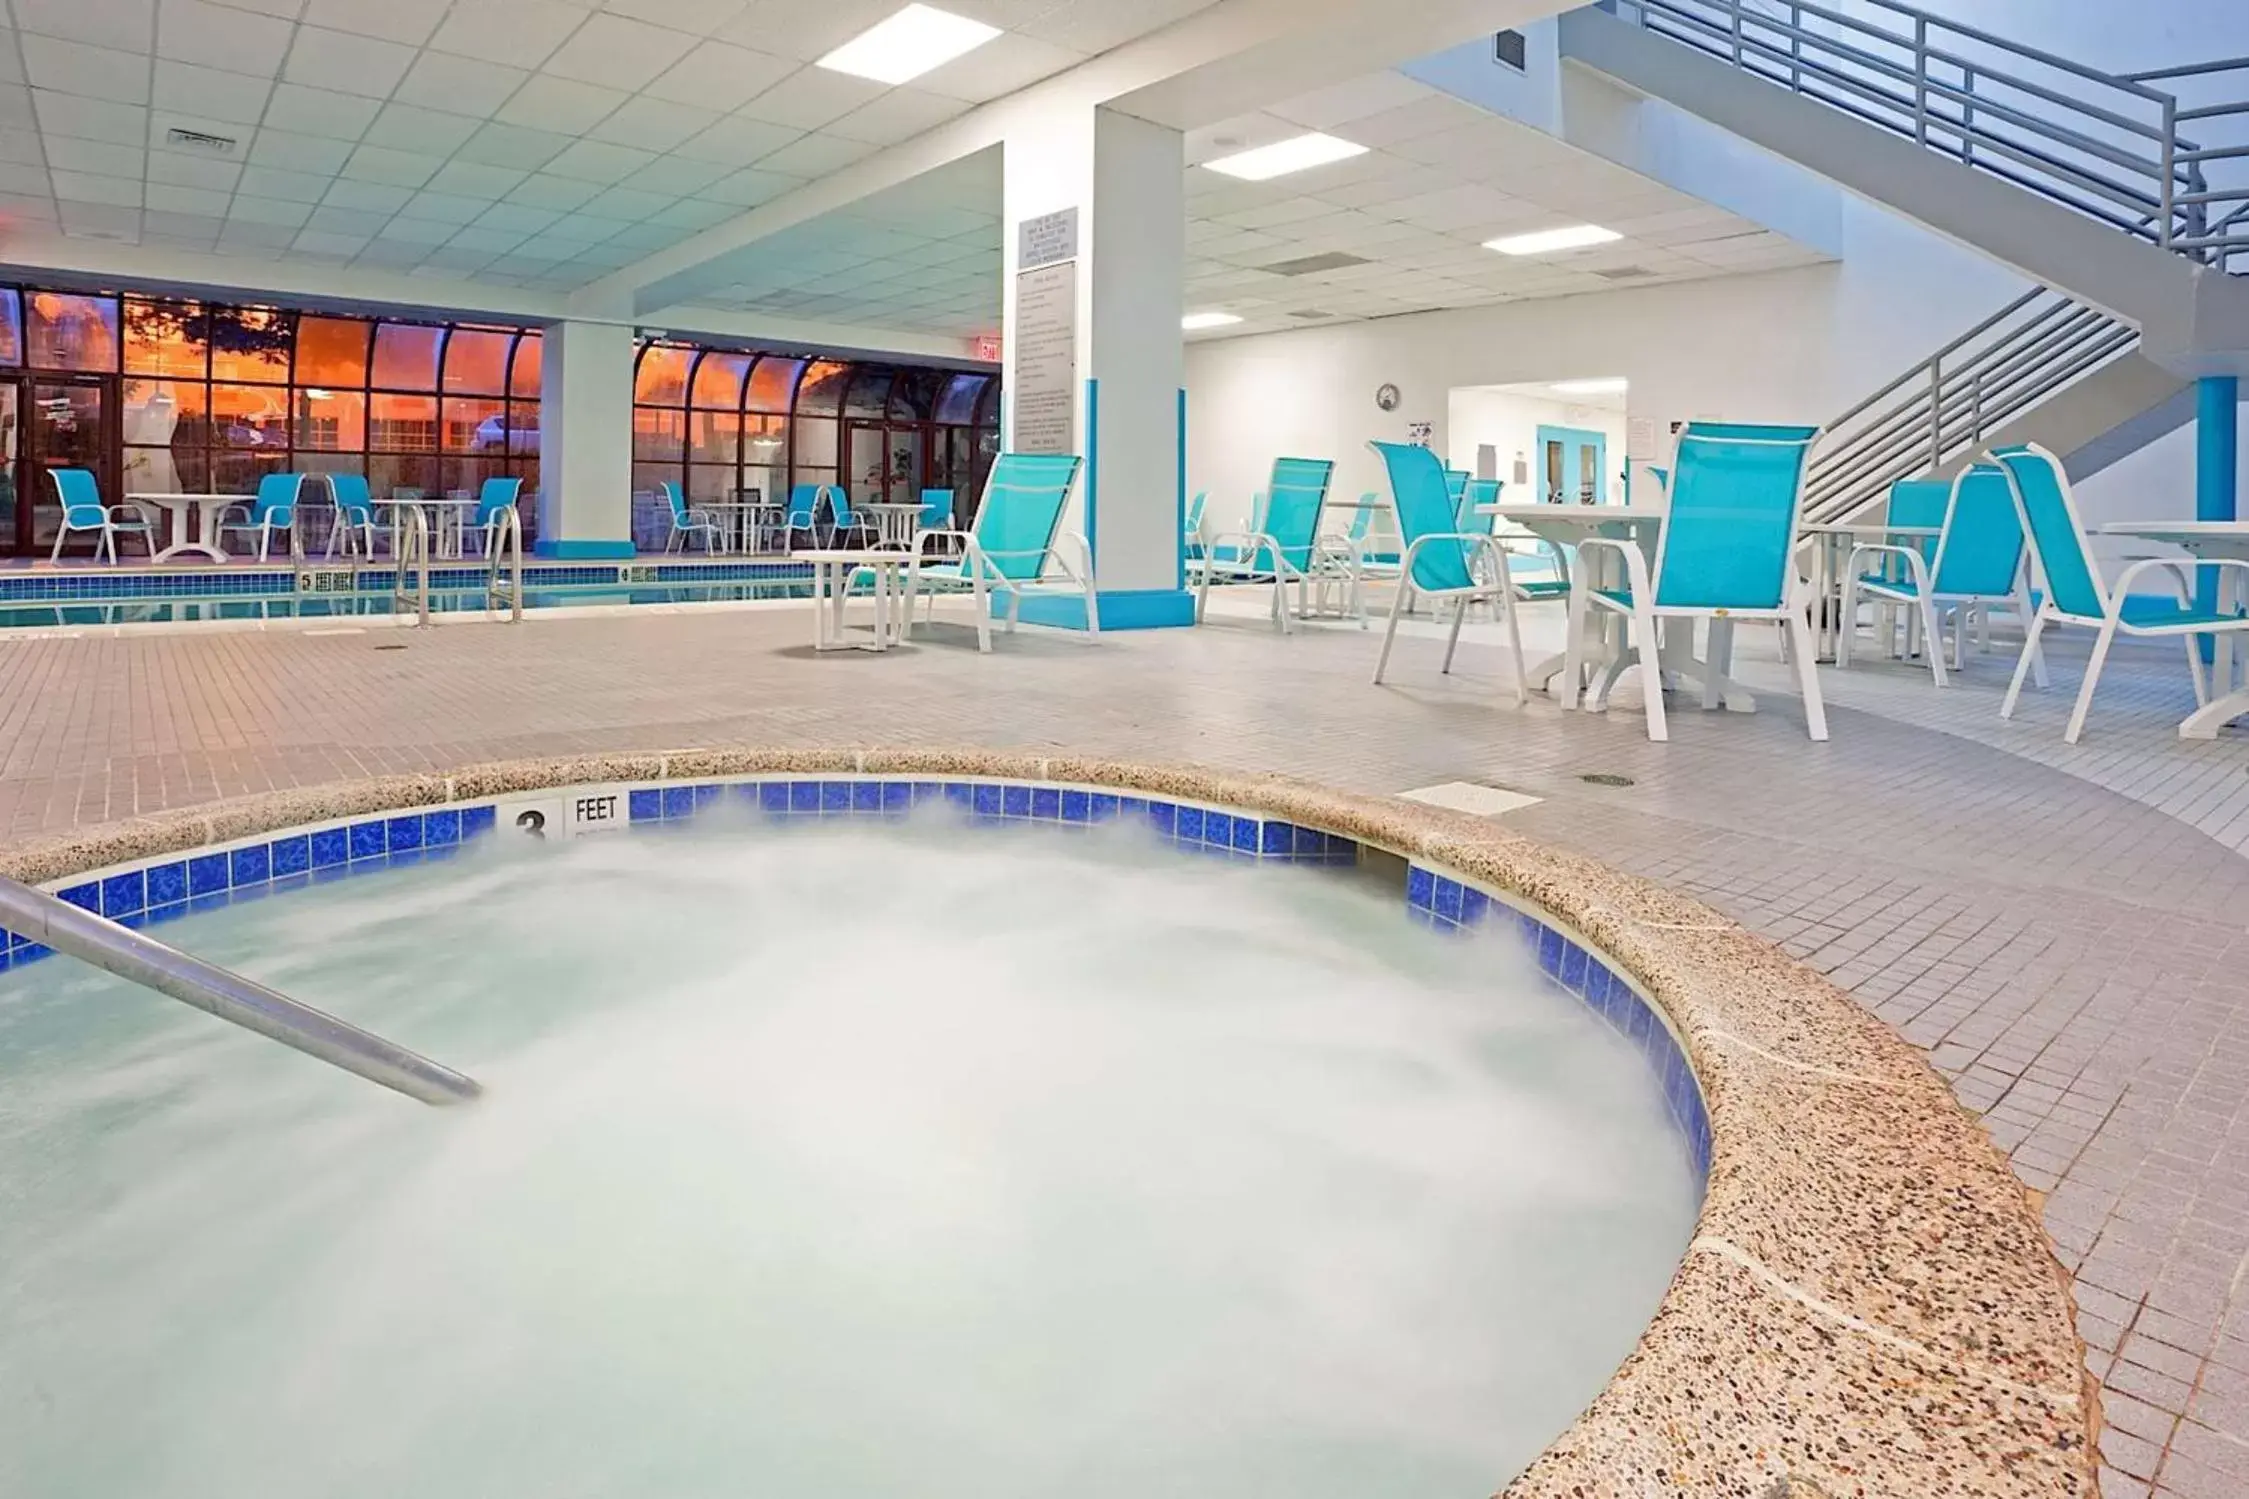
[1002, 106, 1191, 629]
[536, 320, 636, 559]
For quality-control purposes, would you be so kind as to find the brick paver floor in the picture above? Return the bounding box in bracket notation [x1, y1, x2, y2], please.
[3, 596, 2248, 1497]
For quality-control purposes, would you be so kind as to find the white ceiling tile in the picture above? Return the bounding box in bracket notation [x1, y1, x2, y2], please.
[44, 134, 143, 177]
[495, 73, 627, 135]
[149, 60, 272, 125]
[361, 103, 482, 155]
[448, 224, 526, 253]
[341, 142, 443, 188]
[156, 0, 294, 77]
[545, 211, 621, 242]
[375, 214, 455, 242]
[647, 196, 734, 230]
[428, 0, 588, 70]
[757, 131, 872, 176]
[0, 158, 46, 194]
[918, 32, 1082, 104]
[246, 128, 351, 173]
[283, 27, 419, 99]
[424, 159, 526, 196]
[694, 164, 799, 206]
[713, 0, 894, 62]
[671, 112, 798, 164]
[825, 86, 967, 146]
[300, 0, 452, 46]
[218, 214, 299, 243]
[578, 183, 672, 219]
[143, 208, 225, 237]
[58, 200, 141, 234]
[259, 83, 381, 141]
[0, 187, 56, 219]
[473, 200, 560, 233]
[32, 90, 147, 145]
[539, 137, 654, 184]
[50, 167, 138, 205]
[628, 153, 729, 195]
[399, 189, 491, 223]
[21, 35, 150, 104]
[1271, 72, 1433, 131]
[304, 204, 387, 233]
[540, 12, 696, 91]
[234, 162, 325, 199]
[601, 0, 746, 36]
[294, 227, 370, 254]
[143, 147, 238, 190]
[455, 121, 572, 170]
[320, 177, 413, 211]
[12, 0, 155, 51]
[641, 42, 794, 111]
[503, 171, 600, 210]
[589, 97, 719, 152]
[737, 67, 880, 131]
[392, 52, 528, 119]
[354, 238, 432, 265]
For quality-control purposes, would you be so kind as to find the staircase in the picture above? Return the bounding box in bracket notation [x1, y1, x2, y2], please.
[1562, 0, 2249, 517]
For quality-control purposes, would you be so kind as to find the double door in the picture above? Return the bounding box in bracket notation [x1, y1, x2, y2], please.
[843, 420, 996, 522]
[1536, 424, 1608, 506]
[0, 376, 116, 556]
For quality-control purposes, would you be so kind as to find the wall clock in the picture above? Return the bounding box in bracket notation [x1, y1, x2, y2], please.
[1374, 383, 1401, 412]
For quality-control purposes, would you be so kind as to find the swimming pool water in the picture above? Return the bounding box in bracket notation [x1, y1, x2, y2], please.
[0, 582, 819, 629]
[0, 815, 1699, 1498]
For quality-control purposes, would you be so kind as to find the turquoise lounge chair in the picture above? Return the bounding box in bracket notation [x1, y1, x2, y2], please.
[1190, 457, 1351, 632]
[660, 481, 723, 554]
[901, 453, 1093, 651]
[1987, 442, 2249, 743]
[216, 472, 305, 562]
[1184, 491, 1208, 561]
[324, 473, 378, 560]
[47, 468, 154, 564]
[1368, 441, 1530, 703]
[1840, 466, 2041, 688]
[1564, 421, 1827, 742]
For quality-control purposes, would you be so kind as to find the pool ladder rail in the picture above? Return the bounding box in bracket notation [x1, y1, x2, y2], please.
[393, 504, 432, 628]
[0, 873, 483, 1107]
[486, 503, 524, 623]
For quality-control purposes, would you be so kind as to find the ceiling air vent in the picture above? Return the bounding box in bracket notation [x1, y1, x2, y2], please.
[1261, 251, 1371, 277]
[1594, 265, 1656, 280]
[165, 127, 239, 154]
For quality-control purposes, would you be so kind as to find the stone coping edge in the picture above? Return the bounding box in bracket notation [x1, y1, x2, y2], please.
[0, 746, 2098, 1499]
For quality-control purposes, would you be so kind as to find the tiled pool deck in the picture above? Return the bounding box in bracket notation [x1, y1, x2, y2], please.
[2, 595, 2247, 1497]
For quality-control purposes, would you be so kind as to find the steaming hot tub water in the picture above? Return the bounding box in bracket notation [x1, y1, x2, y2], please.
[0, 816, 1700, 1498]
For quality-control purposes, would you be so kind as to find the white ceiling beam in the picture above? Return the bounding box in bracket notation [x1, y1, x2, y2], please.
[586, 0, 1571, 319]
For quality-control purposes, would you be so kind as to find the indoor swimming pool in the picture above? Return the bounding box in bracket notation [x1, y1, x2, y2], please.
[0, 582, 823, 630]
[0, 808, 1699, 1499]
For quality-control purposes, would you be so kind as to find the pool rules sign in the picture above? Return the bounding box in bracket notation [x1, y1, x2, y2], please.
[1012, 207, 1079, 456]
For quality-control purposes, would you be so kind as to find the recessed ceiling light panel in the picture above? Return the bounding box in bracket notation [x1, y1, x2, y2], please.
[1181, 312, 1243, 330]
[1203, 133, 1368, 182]
[817, 4, 1001, 86]
[1550, 377, 1629, 395]
[1485, 224, 1623, 256]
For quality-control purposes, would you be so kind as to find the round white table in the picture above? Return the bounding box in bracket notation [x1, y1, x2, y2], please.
[126, 492, 252, 563]
[859, 502, 926, 549]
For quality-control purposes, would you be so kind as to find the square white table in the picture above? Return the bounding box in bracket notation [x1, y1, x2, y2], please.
[2099, 520, 2249, 738]
[126, 492, 251, 563]
[1802, 520, 1945, 661]
[702, 498, 783, 555]
[796, 550, 915, 653]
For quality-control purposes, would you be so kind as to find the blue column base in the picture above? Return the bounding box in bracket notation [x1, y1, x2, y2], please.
[534, 539, 638, 560]
[1004, 588, 1198, 631]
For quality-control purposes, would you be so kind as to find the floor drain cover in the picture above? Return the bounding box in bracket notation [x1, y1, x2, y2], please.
[1579, 773, 1635, 788]
[373, 643, 408, 651]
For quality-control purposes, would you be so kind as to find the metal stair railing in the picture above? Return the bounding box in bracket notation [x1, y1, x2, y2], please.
[1602, 0, 2249, 270]
[1803, 286, 2138, 526]
[0, 873, 481, 1106]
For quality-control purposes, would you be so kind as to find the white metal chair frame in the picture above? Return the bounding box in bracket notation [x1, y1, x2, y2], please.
[1191, 528, 1365, 633]
[1373, 532, 1532, 706]
[903, 528, 1101, 653]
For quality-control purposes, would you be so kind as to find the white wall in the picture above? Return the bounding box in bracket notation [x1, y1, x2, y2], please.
[1187, 199, 2023, 513]
[1446, 388, 1628, 504]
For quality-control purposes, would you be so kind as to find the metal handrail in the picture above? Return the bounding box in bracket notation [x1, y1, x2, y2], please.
[486, 504, 524, 622]
[1607, 0, 2249, 271]
[0, 874, 481, 1106]
[1803, 288, 2137, 525]
[393, 505, 431, 628]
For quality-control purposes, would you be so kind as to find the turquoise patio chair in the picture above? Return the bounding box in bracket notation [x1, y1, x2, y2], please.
[323, 473, 378, 560]
[1368, 441, 1530, 703]
[660, 481, 723, 554]
[779, 484, 828, 546]
[1987, 442, 2249, 743]
[1562, 421, 1826, 742]
[47, 468, 155, 564]
[1459, 477, 1501, 534]
[1190, 457, 1352, 632]
[216, 472, 305, 562]
[1184, 490, 1208, 560]
[900, 453, 1094, 651]
[917, 489, 955, 531]
[464, 477, 524, 558]
[1839, 467, 2042, 689]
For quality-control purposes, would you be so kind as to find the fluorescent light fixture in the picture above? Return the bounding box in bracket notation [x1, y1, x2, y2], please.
[1181, 312, 1243, 330]
[1485, 224, 1623, 256]
[1551, 377, 1628, 396]
[817, 4, 1000, 85]
[1203, 133, 1368, 182]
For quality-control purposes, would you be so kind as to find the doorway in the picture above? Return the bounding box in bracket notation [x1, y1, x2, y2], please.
[1536, 424, 1608, 505]
[2, 376, 116, 556]
[844, 420, 989, 512]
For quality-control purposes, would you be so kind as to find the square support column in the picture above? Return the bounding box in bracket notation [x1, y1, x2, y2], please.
[2197, 375, 2239, 636]
[1002, 107, 1192, 630]
[536, 320, 637, 560]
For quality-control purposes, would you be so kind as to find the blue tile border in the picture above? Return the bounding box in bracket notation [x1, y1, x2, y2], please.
[0, 774, 1704, 1180]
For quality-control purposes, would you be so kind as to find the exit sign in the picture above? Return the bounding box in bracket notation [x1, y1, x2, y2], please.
[973, 334, 1002, 363]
